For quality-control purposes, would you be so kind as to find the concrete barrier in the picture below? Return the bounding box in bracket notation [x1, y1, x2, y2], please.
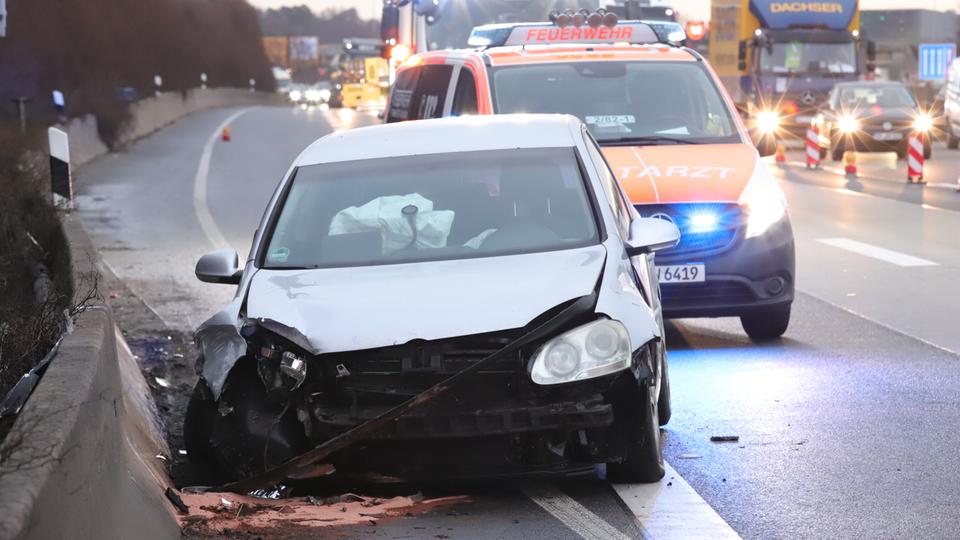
[0, 215, 179, 540]
[63, 87, 281, 167]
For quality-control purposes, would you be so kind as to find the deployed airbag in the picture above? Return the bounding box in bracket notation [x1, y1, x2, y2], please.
[329, 194, 454, 254]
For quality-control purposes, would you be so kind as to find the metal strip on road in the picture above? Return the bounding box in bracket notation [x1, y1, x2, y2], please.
[520, 482, 633, 540]
[613, 463, 741, 540]
[192, 108, 256, 251]
[817, 238, 939, 267]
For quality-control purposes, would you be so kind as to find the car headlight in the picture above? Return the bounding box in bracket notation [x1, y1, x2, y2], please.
[913, 114, 933, 132]
[529, 319, 631, 385]
[755, 111, 780, 134]
[837, 115, 860, 133]
[288, 90, 303, 102]
[740, 176, 787, 239]
[304, 90, 321, 103]
[319, 89, 332, 101]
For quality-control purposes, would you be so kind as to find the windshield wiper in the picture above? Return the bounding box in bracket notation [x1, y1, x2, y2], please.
[598, 135, 704, 146]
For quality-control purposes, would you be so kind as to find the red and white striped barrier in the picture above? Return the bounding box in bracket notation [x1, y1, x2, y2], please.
[805, 125, 821, 169]
[907, 133, 924, 183]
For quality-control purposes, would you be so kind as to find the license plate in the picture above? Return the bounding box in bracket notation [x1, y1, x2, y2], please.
[656, 264, 706, 283]
[873, 131, 903, 141]
[794, 115, 813, 125]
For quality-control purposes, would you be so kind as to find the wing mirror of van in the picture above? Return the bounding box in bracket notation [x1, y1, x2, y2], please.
[626, 218, 681, 256]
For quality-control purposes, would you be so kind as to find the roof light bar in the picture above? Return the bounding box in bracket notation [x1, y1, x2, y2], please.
[468, 20, 663, 48]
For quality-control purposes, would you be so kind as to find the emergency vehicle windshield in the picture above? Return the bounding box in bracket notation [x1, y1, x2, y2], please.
[492, 61, 739, 145]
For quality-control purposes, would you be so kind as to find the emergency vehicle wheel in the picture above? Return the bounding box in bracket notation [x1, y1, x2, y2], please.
[607, 346, 665, 483]
[740, 305, 791, 341]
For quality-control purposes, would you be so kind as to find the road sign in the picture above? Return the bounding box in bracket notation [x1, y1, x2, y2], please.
[918, 43, 956, 81]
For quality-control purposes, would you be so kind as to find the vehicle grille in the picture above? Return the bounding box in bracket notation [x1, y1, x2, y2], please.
[636, 203, 742, 257]
[660, 281, 756, 307]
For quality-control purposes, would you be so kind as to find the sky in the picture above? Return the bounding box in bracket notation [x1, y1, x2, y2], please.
[248, 0, 960, 21]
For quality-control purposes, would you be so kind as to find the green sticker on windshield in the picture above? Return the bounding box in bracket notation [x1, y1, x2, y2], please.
[784, 42, 803, 71]
[268, 247, 290, 263]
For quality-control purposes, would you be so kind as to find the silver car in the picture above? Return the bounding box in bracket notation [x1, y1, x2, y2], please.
[184, 114, 680, 485]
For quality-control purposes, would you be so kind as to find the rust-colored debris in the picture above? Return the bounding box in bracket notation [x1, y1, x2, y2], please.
[177, 491, 469, 535]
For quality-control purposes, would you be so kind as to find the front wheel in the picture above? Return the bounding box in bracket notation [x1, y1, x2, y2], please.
[924, 139, 932, 160]
[606, 348, 665, 483]
[831, 141, 845, 162]
[948, 122, 959, 149]
[741, 304, 791, 341]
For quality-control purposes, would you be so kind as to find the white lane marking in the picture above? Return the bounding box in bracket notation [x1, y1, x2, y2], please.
[193, 108, 256, 251]
[613, 463, 741, 540]
[816, 238, 939, 267]
[520, 483, 632, 540]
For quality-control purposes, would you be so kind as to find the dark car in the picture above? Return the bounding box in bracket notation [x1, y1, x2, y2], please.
[814, 81, 934, 161]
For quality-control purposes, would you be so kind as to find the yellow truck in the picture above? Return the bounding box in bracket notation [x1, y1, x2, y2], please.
[331, 39, 389, 109]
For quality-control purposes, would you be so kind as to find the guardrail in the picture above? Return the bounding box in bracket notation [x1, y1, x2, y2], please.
[0, 215, 179, 539]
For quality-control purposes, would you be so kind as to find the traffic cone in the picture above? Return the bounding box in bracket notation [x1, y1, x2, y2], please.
[907, 133, 924, 184]
[805, 125, 821, 169]
[775, 143, 787, 165]
[222, 127, 232, 142]
[843, 150, 857, 177]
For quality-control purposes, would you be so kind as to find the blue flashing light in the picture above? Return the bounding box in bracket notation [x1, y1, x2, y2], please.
[688, 212, 720, 234]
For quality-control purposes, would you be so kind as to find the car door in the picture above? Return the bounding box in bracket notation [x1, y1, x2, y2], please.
[386, 63, 455, 122]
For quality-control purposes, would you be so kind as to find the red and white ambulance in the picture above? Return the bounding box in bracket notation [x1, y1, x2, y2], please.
[385, 15, 795, 340]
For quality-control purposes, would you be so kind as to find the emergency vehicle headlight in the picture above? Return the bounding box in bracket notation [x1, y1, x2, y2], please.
[756, 111, 780, 134]
[530, 319, 631, 386]
[740, 178, 787, 239]
[913, 114, 933, 132]
[688, 213, 719, 233]
[838, 115, 860, 133]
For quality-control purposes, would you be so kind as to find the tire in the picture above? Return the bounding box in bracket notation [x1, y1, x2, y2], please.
[606, 347, 665, 483]
[924, 140, 932, 160]
[657, 342, 671, 427]
[206, 361, 310, 480]
[740, 304, 791, 341]
[948, 123, 959, 150]
[831, 141, 844, 162]
[183, 379, 218, 466]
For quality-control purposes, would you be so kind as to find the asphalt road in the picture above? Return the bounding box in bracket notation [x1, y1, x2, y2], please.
[76, 107, 960, 539]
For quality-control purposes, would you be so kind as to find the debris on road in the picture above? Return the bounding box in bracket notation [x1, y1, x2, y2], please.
[177, 491, 469, 536]
[710, 435, 740, 443]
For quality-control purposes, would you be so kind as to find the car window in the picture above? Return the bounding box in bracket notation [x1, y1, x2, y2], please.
[411, 64, 453, 120]
[451, 67, 479, 116]
[386, 67, 421, 123]
[492, 61, 739, 144]
[263, 147, 599, 269]
[583, 131, 631, 237]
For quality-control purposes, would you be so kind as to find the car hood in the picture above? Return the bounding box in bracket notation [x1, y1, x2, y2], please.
[844, 107, 915, 122]
[600, 143, 758, 204]
[244, 245, 606, 355]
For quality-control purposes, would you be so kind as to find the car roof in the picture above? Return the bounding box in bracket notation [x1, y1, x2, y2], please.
[296, 114, 583, 167]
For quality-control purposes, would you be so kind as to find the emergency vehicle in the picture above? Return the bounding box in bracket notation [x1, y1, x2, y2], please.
[384, 11, 796, 340]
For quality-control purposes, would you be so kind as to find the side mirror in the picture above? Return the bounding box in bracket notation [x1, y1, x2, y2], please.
[196, 250, 242, 284]
[626, 218, 680, 256]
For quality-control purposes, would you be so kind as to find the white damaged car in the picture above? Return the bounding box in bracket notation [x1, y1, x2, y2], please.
[184, 114, 680, 484]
